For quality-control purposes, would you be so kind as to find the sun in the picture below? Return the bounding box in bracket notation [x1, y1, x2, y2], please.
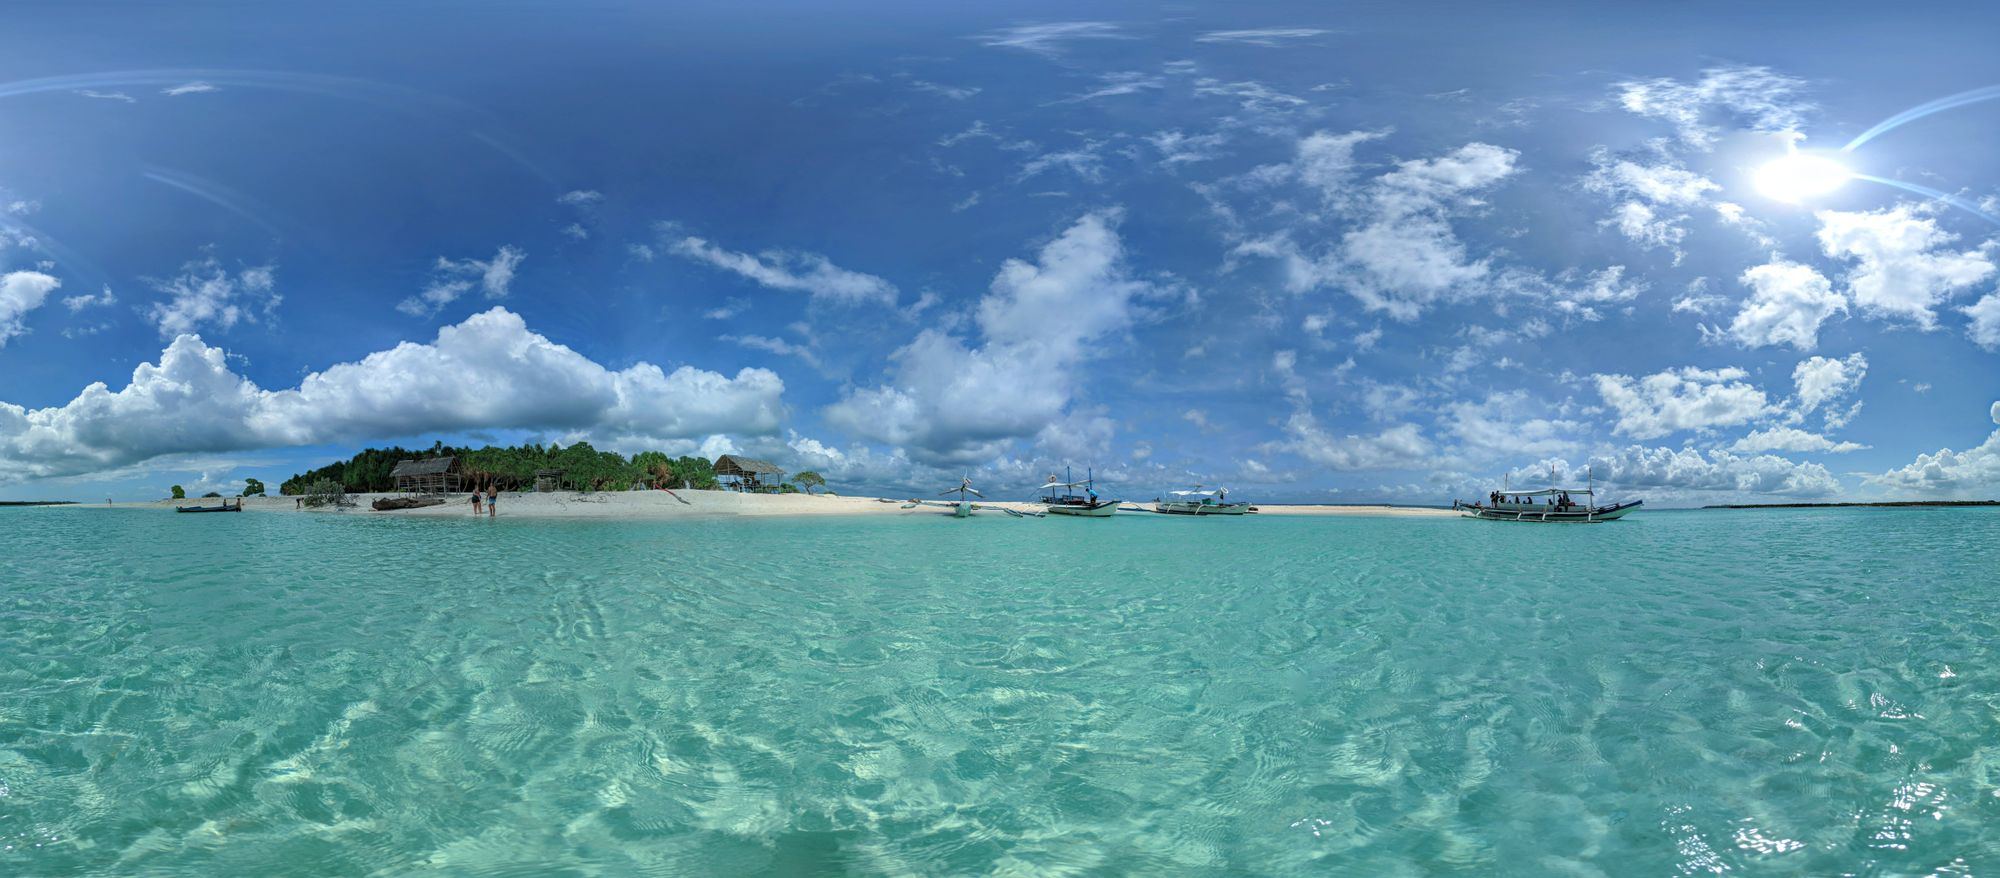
[1753, 151, 1852, 203]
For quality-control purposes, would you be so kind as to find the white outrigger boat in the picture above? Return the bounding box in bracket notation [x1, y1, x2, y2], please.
[1453, 469, 1641, 523]
[1153, 485, 1251, 515]
[1037, 467, 1120, 517]
[903, 478, 1044, 519]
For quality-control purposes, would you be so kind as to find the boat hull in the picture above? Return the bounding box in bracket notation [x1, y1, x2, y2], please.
[1153, 501, 1250, 515]
[175, 504, 241, 513]
[1454, 499, 1642, 522]
[1047, 500, 1119, 517]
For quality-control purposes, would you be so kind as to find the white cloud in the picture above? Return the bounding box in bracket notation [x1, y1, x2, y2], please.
[0, 271, 61, 347]
[1192, 79, 1309, 113]
[975, 22, 1129, 56]
[666, 234, 895, 306]
[161, 81, 218, 96]
[825, 211, 1152, 465]
[1588, 446, 1838, 496]
[1060, 71, 1162, 102]
[1815, 206, 1993, 328]
[145, 255, 278, 337]
[0, 308, 785, 483]
[1295, 129, 1387, 200]
[396, 245, 525, 317]
[1866, 402, 2000, 494]
[1446, 391, 1580, 459]
[1729, 259, 1845, 350]
[724, 334, 821, 370]
[1017, 142, 1106, 183]
[1730, 426, 1866, 454]
[1965, 293, 2000, 351]
[61, 285, 116, 312]
[1194, 28, 1329, 46]
[1149, 130, 1228, 166]
[77, 89, 136, 103]
[1790, 352, 1866, 416]
[1595, 366, 1772, 440]
[1613, 65, 1812, 148]
[1582, 151, 1720, 256]
[1273, 414, 1432, 471]
[556, 190, 604, 207]
[561, 223, 588, 241]
[907, 80, 980, 101]
[1338, 143, 1520, 318]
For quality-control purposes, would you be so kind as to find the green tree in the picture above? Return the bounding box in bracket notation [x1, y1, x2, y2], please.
[793, 471, 826, 495]
[242, 478, 266, 497]
[202, 492, 222, 498]
[170, 485, 186, 500]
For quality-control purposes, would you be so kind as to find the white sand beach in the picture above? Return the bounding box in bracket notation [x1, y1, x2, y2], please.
[102, 491, 1457, 519]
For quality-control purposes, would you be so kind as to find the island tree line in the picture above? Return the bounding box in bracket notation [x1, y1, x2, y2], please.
[279, 441, 822, 496]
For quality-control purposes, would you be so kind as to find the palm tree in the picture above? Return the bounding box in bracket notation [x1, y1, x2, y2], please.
[794, 471, 826, 495]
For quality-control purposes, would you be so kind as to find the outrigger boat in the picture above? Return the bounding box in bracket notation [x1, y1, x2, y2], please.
[903, 478, 1044, 519]
[1153, 485, 1251, 515]
[1037, 467, 1120, 517]
[175, 498, 243, 513]
[1453, 468, 1641, 523]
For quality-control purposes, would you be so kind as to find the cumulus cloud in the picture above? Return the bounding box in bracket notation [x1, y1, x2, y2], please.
[1273, 414, 1433, 471]
[1339, 143, 1520, 317]
[1790, 352, 1867, 418]
[145, 255, 278, 337]
[0, 270, 61, 347]
[1582, 150, 1720, 257]
[1730, 426, 1866, 454]
[1192, 79, 1309, 114]
[1613, 65, 1812, 148]
[1815, 206, 1993, 328]
[666, 232, 897, 307]
[825, 211, 1153, 465]
[0, 307, 784, 483]
[1965, 293, 2000, 351]
[1866, 402, 2000, 494]
[396, 245, 525, 317]
[1520, 447, 1839, 498]
[1446, 391, 1580, 459]
[556, 190, 604, 207]
[161, 81, 218, 96]
[1149, 130, 1228, 166]
[61, 285, 115, 312]
[1729, 259, 1845, 350]
[1595, 366, 1772, 440]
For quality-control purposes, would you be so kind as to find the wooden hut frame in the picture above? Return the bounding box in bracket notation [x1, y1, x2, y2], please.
[534, 469, 566, 492]
[390, 456, 462, 495]
[714, 455, 785, 493]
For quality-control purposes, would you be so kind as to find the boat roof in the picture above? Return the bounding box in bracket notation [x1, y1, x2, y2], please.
[1496, 487, 1594, 496]
[1038, 480, 1089, 490]
[1169, 489, 1221, 496]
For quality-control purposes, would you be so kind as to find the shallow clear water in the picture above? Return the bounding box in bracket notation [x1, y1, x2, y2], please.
[2, 507, 1998, 875]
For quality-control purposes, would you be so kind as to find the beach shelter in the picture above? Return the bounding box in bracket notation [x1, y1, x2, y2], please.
[714, 455, 785, 492]
[390, 456, 462, 495]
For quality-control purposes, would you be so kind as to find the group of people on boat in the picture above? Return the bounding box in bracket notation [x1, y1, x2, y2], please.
[1487, 491, 1581, 509]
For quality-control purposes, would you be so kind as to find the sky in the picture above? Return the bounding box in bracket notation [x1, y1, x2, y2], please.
[2, 0, 1999, 505]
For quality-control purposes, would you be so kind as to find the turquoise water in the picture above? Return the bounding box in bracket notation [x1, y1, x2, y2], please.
[2, 507, 1998, 875]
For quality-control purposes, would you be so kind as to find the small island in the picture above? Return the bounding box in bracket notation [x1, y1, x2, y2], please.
[0, 500, 77, 507]
[1703, 500, 1999, 509]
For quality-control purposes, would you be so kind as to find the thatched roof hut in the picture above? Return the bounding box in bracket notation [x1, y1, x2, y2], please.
[391, 456, 462, 494]
[714, 455, 785, 492]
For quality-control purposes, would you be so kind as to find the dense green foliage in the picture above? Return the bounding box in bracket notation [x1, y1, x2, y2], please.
[300, 478, 349, 508]
[281, 442, 733, 494]
[201, 492, 222, 498]
[794, 471, 826, 494]
[170, 485, 186, 500]
[242, 478, 266, 497]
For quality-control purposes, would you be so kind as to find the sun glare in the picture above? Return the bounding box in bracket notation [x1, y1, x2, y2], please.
[1753, 151, 1851, 203]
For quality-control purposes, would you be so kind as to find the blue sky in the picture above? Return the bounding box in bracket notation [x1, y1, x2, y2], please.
[3, 1, 1999, 504]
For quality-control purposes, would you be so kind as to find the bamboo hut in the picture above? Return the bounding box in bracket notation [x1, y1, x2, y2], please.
[714, 455, 785, 492]
[390, 456, 462, 495]
[534, 469, 566, 492]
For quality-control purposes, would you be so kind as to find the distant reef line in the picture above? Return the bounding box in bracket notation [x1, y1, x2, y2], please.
[1703, 500, 1999, 509]
[0, 501, 77, 507]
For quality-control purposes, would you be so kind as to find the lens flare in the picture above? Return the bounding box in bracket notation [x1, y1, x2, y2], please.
[1753, 152, 1851, 203]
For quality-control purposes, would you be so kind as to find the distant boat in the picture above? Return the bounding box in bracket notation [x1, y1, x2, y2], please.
[903, 478, 1043, 519]
[1037, 467, 1119, 518]
[175, 498, 242, 513]
[1154, 486, 1250, 516]
[1454, 468, 1641, 523]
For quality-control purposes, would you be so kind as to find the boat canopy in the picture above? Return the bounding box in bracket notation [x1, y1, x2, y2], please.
[1495, 487, 1594, 497]
[1169, 489, 1221, 497]
[1039, 480, 1089, 490]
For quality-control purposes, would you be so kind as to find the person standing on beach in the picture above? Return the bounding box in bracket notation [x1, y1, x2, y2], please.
[471, 487, 482, 515]
[486, 484, 497, 517]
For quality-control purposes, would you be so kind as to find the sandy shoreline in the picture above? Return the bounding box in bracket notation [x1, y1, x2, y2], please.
[84, 491, 1458, 520]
